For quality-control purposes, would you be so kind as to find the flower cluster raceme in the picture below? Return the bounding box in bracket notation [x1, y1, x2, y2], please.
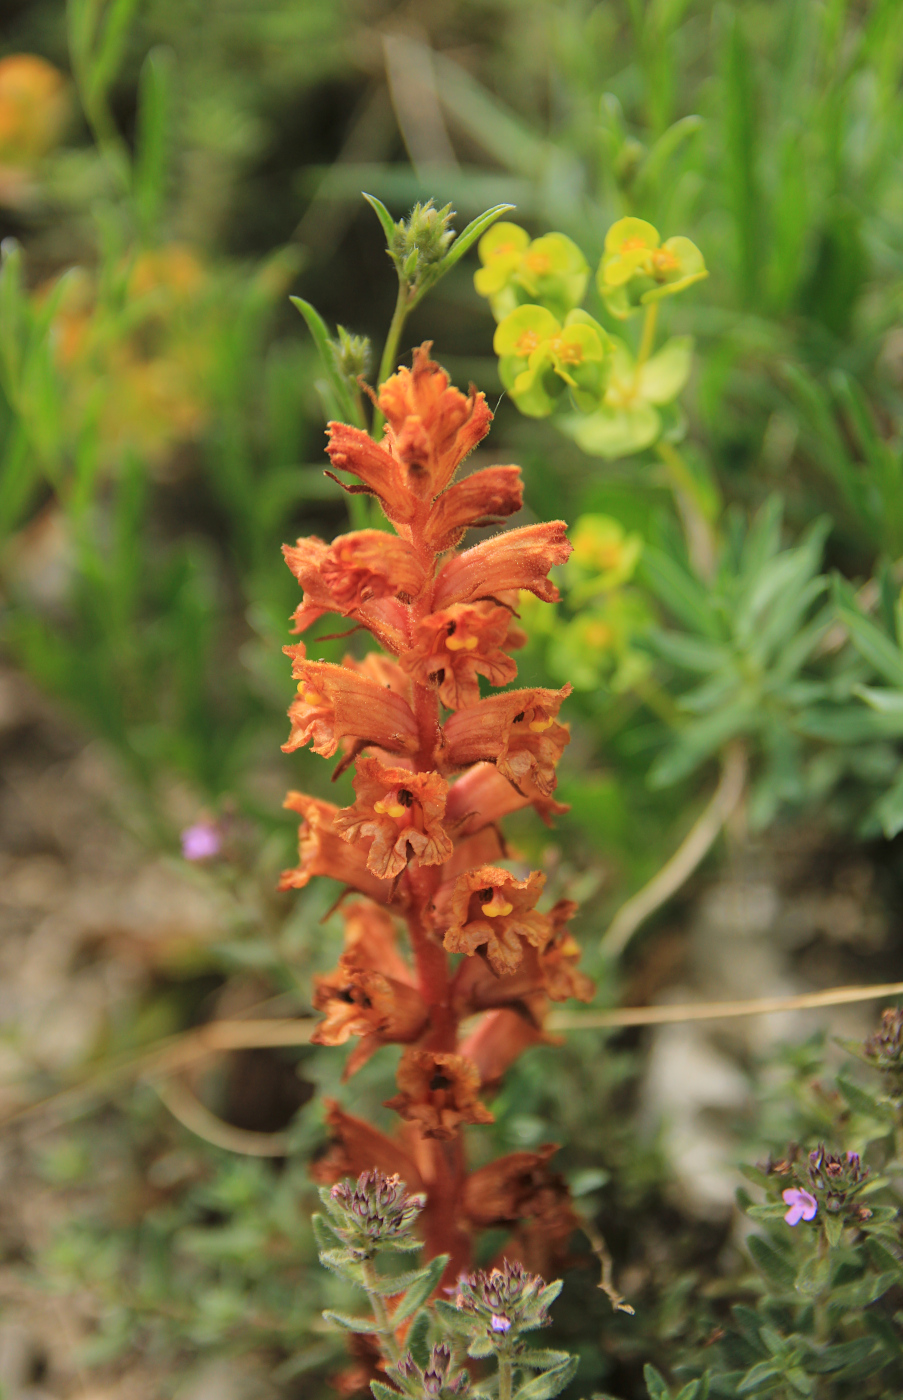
[323, 1169, 426, 1259]
[280, 345, 591, 1276]
[776, 1143, 872, 1228]
[453, 1259, 558, 1342]
[861, 1006, 903, 1092]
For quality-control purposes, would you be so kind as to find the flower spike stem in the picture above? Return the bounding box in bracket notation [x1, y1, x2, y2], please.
[372, 279, 411, 440]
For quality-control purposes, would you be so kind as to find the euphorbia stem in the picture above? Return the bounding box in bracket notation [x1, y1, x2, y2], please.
[634, 300, 659, 378]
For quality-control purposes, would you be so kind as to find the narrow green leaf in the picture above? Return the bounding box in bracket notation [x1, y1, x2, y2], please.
[822, 1211, 844, 1248]
[640, 547, 721, 640]
[514, 1357, 578, 1400]
[747, 1235, 796, 1292]
[835, 591, 903, 688]
[736, 1360, 781, 1394]
[134, 47, 173, 235]
[87, 0, 140, 101]
[643, 1364, 671, 1400]
[323, 1309, 381, 1334]
[433, 1298, 476, 1335]
[391, 1253, 448, 1323]
[362, 192, 397, 250]
[836, 1075, 894, 1121]
[649, 702, 755, 787]
[371, 1382, 402, 1400]
[516, 1350, 574, 1369]
[289, 296, 357, 423]
[406, 1309, 432, 1370]
[428, 203, 515, 282]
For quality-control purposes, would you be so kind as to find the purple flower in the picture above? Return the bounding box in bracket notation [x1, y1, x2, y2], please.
[181, 822, 221, 861]
[490, 1315, 511, 1333]
[782, 1188, 817, 1226]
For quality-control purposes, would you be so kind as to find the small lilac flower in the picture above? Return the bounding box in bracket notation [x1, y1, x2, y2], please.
[490, 1315, 512, 1333]
[782, 1187, 817, 1226]
[181, 822, 221, 861]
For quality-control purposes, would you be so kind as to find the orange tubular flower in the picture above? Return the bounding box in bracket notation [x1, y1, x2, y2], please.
[283, 530, 425, 628]
[384, 1049, 494, 1140]
[278, 792, 395, 904]
[425, 465, 524, 552]
[311, 955, 429, 1077]
[312, 1100, 423, 1188]
[443, 866, 551, 976]
[441, 687, 571, 795]
[402, 603, 518, 709]
[282, 650, 419, 759]
[445, 761, 569, 832]
[433, 520, 572, 609]
[340, 901, 413, 984]
[462, 1144, 564, 1228]
[458, 1008, 551, 1091]
[334, 757, 453, 880]
[378, 344, 493, 499]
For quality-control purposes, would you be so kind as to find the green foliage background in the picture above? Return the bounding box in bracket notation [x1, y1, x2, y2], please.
[3, 0, 903, 1396]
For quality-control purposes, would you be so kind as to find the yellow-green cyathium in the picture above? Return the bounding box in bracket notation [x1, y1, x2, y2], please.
[475, 222, 589, 322]
[493, 305, 611, 417]
[597, 217, 707, 320]
[561, 333, 693, 458]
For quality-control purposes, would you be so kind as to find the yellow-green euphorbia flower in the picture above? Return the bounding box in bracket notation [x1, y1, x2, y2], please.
[547, 595, 653, 694]
[568, 514, 643, 599]
[597, 217, 707, 319]
[494, 304, 611, 417]
[561, 334, 692, 457]
[475, 222, 589, 322]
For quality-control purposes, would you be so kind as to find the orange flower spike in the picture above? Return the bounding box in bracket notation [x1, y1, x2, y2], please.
[458, 1009, 551, 1091]
[378, 343, 493, 500]
[326, 423, 416, 529]
[333, 757, 453, 880]
[311, 955, 428, 1047]
[283, 530, 424, 615]
[403, 604, 518, 709]
[444, 866, 551, 976]
[312, 1100, 423, 1187]
[536, 901, 595, 1003]
[384, 1048, 494, 1140]
[442, 686, 571, 795]
[425, 465, 524, 552]
[434, 520, 572, 609]
[461, 1144, 563, 1228]
[278, 792, 395, 904]
[340, 900, 413, 984]
[445, 761, 569, 833]
[282, 651, 419, 759]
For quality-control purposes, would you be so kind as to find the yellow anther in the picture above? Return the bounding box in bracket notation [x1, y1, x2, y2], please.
[516, 330, 541, 356]
[298, 685, 325, 706]
[652, 247, 678, 273]
[374, 799, 407, 819]
[620, 236, 648, 253]
[446, 634, 478, 652]
[483, 898, 513, 917]
[529, 716, 553, 733]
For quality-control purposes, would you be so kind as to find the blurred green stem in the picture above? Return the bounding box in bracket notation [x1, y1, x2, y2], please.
[634, 301, 659, 379]
[371, 280, 410, 439]
[361, 1258, 401, 1364]
[656, 440, 717, 582]
[497, 1351, 513, 1400]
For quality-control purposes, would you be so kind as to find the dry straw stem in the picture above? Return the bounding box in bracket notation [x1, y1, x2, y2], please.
[600, 741, 748, 959]
[5, 978, 903, 1145]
